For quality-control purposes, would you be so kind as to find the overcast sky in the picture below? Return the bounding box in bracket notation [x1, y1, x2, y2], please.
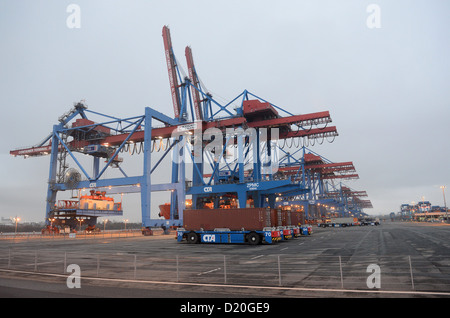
[1, 0, 449, 222]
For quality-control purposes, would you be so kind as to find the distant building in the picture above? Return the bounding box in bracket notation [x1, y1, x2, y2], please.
[0, 217, 13, 225]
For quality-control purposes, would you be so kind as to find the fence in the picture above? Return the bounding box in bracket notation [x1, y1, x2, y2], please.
[0, 229, 143, 241]
[1, 248, 449, 293]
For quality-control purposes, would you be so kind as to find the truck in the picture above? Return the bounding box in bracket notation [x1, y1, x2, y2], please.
[176, 207, 311, 245]
[360, 217, 380, 226]
[318, 217, 358, 228]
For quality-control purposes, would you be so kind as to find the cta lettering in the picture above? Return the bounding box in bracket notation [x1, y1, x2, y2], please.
[202, 234, 216, 242]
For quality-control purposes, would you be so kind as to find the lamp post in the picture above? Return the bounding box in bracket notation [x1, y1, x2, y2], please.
[441, 186, 447, 223]
[76, 217, 83, 231]
[13, 216, 20, 234]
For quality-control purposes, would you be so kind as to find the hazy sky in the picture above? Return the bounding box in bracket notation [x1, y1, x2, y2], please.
[1, 0, 449, 222]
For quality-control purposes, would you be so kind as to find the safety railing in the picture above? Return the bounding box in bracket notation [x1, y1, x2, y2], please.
[1, 249, 449, 293]
[0, 229, 143, 241]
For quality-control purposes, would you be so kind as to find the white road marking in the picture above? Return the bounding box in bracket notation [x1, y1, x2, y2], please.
[198, 268, 221, 276]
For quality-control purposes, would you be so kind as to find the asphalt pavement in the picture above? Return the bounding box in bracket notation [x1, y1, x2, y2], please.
[1, 222, 450, 300]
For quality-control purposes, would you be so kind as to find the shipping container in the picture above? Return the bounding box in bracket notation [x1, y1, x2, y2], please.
[290, 211, 305, 226]
[183, 207, 272, 231]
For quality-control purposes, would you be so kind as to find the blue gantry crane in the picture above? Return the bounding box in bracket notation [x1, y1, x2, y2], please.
[273, 146, 372, 220]
[11, 26, 372, 237]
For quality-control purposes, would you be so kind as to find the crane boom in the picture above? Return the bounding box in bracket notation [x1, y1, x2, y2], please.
[185, 46, 203, 121]
[162, 25, 181, 119]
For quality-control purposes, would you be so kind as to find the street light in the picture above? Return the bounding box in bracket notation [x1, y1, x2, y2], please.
[13, 216, 20, 234]
[76, 217, 83, 231]
[441, 186, 447, 222]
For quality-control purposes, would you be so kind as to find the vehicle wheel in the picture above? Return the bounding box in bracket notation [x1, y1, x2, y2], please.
[187, 232, 199, 244]
[247, 232, 261, 245]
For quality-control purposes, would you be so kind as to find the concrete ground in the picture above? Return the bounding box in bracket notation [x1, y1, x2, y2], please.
[1, 222, 450, 301]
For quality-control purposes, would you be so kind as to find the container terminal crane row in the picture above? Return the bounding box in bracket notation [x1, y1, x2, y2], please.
[273, 147, 372, 221]
[10, 26, 368, 241]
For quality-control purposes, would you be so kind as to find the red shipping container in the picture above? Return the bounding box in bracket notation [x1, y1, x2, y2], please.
[270, 209, 291, 227]
[290, 211, 305, 226]
[183, 208, 272, 231]
[72, 118, 111, 135]
[270, 209, 279, 227]
[281, 210, 290, 226]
